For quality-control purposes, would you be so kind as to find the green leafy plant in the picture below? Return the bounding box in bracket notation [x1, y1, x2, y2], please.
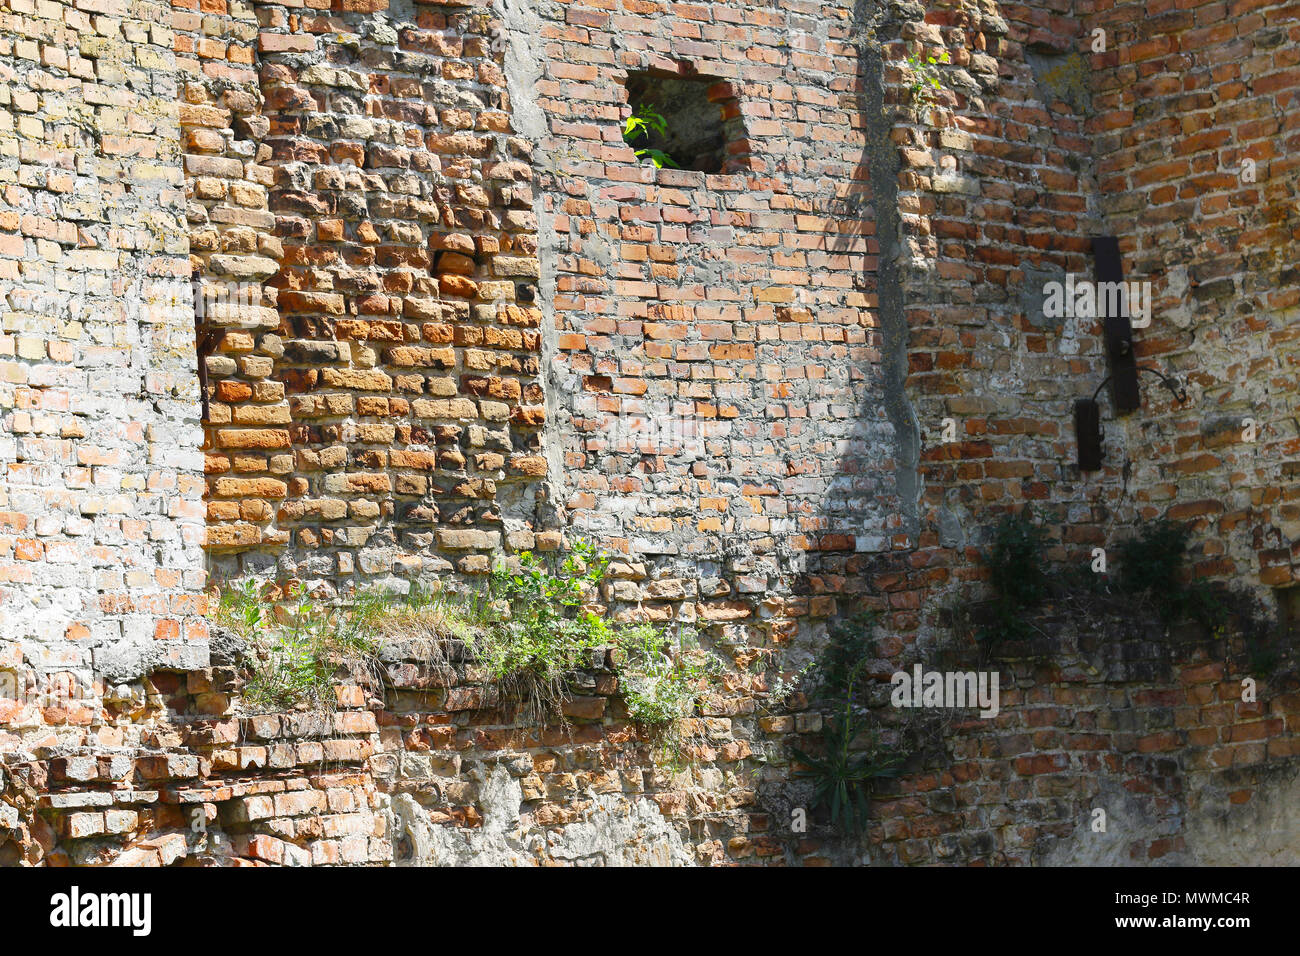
[215, 542, 724, 744]
[623, 103, 679, 169]
[906, 49, 951, 109]
[987, 508, 1052, 608]
[1114, 526, 1281, 671]
[761, 656, 816, 714]
[215, 580, 379, 711]
[618, 623, 718, 726]
[1187, 583, 1272, 647]
[973, 508, 1053, 654]
[793, 723, 904, 836]
[616, 622, 722, 769]
[476, 540, 612, 690]
[217, 577, 266, 633]
[476, 540, 721, 730]
[1116, 519, 1193, 617]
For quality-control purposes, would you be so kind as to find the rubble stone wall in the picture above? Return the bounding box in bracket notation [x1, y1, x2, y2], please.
[4, 604, 1298, 866]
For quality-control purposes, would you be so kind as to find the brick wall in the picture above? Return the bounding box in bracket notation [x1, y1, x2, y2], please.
[2, 0, 1299, 866]
[1087, 0, 1300, 588]
[898, 0, 1300, 637]
[187, 0, 549, 592]
[4, 600, 1297, 866]
[176, 0, 289, 556]
[0, 0, 207, 722]
[522, 0, 907, 647]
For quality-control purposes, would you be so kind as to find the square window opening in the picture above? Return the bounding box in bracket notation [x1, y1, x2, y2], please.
[622, 70, 747, 174]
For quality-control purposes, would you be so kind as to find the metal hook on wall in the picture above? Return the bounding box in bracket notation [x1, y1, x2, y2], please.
[1074, 366, 1190, 472]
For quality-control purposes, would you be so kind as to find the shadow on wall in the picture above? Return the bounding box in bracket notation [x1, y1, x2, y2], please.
[806, 0, 925, 647]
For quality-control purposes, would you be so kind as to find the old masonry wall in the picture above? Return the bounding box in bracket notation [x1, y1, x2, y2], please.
[1, 0, 1299, 865]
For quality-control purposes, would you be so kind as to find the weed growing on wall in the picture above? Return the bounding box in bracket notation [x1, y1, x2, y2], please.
[479, 540, 720, 732]
[214, 581, 388, 711]
[905, 48, 951, 117]
[791, 612, 907, 835]
[986, 508, 1053, 608]
[617, 624, 719, 726]
[970, 507, 1053, 657]
[213, 541, 722, 739]
[1116, 520, 1281, 672]
[622, 103, 679, 168]
[943, 513, 1285, 675]
[617, 622, 723, 768]
[474, 539, 613, 717]
[1115, 519, 1194, 615]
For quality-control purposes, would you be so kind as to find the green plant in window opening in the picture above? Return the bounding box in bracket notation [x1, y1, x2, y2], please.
[623, 103, 679, 169]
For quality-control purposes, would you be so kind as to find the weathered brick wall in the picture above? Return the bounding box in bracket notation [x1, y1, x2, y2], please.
[190, 0, 550, 591]
[898, 0, 1115, 597]
[857, 607, 1300, 866]
[515, 0, 907, 646]
[1086, 0, 1300, 588]
[176, 0, 289, 556]
[2, 642, 721, 866]
[4, 602, 1297, 866]
[897, 0, 1300, 633]
[3, 0, 1299, 866]
[0, 0, 207, 720]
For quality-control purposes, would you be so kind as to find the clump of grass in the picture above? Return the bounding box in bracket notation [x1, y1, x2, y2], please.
[214, 581, 455, 712]
[359, 584, 485, 645]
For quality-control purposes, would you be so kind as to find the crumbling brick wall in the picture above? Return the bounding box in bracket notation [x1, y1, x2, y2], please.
[2, 0, 1299, 866]
[177, 0, 289, 555]
[899, 0, 1300, 633]
[515, 0, 910, 646]
[1087, 0, 1300, 588]
[188, 0, 549, 591]
[5, 600, 1297, 866]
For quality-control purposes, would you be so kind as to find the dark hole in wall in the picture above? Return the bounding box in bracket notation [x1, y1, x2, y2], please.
[1277, 586, 1300, 636]
[623, 71, 741, 174]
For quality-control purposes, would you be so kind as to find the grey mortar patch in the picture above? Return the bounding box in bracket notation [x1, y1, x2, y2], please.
[1020, 262, 1068, 330]
[393, 762, 695, 865]
[93, 637, 210, 685]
